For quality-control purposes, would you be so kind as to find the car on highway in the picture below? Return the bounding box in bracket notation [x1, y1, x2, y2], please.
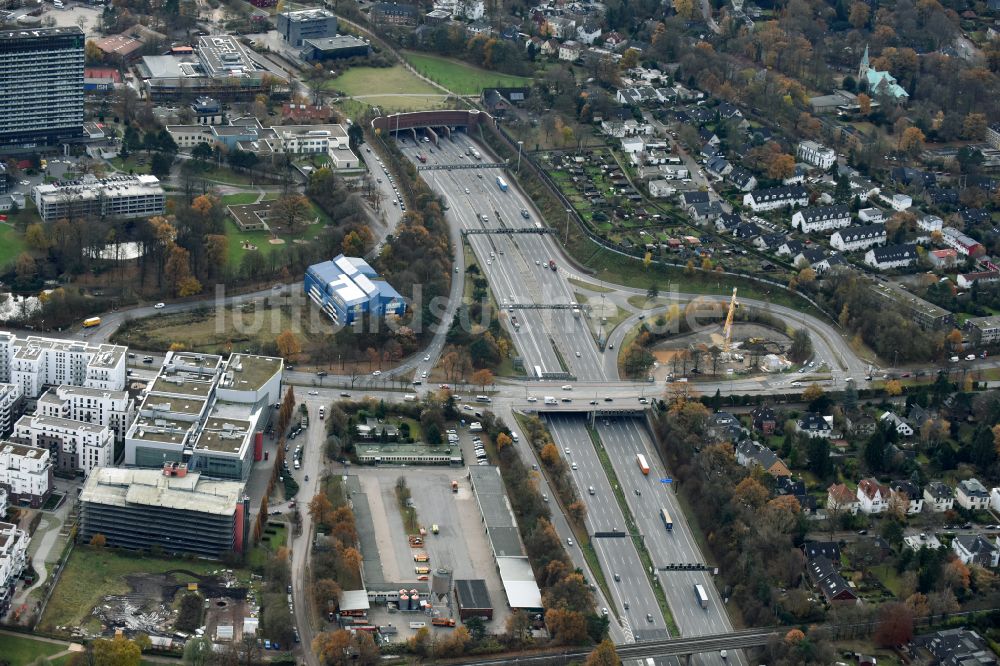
[589, 400, 598, 405]
[604, 397, 613, 402]
[562, 385, 572, 390]
[340, 392, 351, 397]
[372, 370, 381, 376]
[142, 356, 153, 363]
[561, 397, 571, 403]
[308, 390, 319, 396]
[575, 351, 581, 357]
[566, 538, 573, 546]
[464, 188, 470, 194]
[526, 396, 537, 402]
[154, 302, 165, 309]
[614, 573, 620, 581]
[571, 463, 577, 470]
[638, 397, 649, 404]
[421, 371, 428, 378]
[790, 381, 802, 387]
[423, 355, 430, 361]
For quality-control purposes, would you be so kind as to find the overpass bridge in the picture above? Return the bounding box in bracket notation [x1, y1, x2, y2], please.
[443, 628, 781, 666]
[418, 162, 505, 171]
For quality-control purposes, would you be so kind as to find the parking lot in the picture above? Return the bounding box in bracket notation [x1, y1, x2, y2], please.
[351, 463, 511, 637]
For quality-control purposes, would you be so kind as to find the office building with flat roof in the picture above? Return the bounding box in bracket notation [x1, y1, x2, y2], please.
[124, 351, 282, 480]
[79, 466, 249, 558]
[32, 174, 165, 222]
[277, 8, 338, 46]
[965, 315, 1000, 347]
[0, 332, 127, 399]
[870, 281, 954, 331]
[302, 35, 371, 61]
[0, 27, 84, 148]
[305, 255, 406, 325]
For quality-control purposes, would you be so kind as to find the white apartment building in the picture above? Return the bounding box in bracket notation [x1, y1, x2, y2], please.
[743, 186, 809, 212]
[830, 224, 886, 252]
[881, 192, 912, 211]
[13, 414, 113, 475]
[857, 478, 890, 514]
[0, 383, 21, 437]
[918, 215, 943, 232]
[0, 487, 7, 519]
[0, 520, 28, 614]
[0, 332, 127, 399]
[797, 140, 836, 169]
[956, 478, 990, 511]
[923, 481, 955, 513]
[0, 441, 52, 508]
[32, 174, 165, 222]
[35, 385, 134, 443]
[791, 205, 852, 233]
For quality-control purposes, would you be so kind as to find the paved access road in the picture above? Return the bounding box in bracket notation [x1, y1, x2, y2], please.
[594, 416, 744, 666]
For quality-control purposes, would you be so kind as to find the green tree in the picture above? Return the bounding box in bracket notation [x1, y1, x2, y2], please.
[788, 329, 813, 363]
[92, 636, 141, 666]
[182, 638, 214, 666]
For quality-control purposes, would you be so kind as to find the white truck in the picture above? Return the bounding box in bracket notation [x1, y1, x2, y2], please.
[543, 396, 558, 405]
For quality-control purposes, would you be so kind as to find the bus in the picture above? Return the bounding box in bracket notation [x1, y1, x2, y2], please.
[636, 453, 650, 475]
[496, 176, 508, 192]
[82, 317, 101, 328]
[660, 509, 673, 531]
[694, 583, 709, 609]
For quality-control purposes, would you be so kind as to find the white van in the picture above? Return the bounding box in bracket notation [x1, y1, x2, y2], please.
[403, 394, 417, 402]
[510, 432, 519, 442]
[543, 397, 558, 405]
[469, 422, 483, 432]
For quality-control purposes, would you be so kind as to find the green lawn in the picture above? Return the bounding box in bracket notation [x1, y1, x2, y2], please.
[221, 192, 261, 205]
[0, 224, 26, 268]
[39, 548, 221, 633]
[403, 51, 533, 94]
[108, 154, 151, 175]
[0, 634, 68, 665]
[330, 65, 449, 112]
[224, 213, 325, 264]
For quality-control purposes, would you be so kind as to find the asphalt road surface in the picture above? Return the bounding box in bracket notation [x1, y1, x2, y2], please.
[395, 131, 609, 382]
[546, 414, 666, 643]
[594, 417, 744, 666]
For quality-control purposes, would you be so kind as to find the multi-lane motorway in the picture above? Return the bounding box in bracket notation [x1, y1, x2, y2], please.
[395, 133, 609, 382]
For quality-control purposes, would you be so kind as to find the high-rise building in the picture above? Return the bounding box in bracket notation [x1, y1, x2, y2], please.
[0, 27, 85, 148]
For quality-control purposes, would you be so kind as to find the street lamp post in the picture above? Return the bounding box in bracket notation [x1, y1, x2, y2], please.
[565, 208, 571, 245]
[516, 141, 523, 173]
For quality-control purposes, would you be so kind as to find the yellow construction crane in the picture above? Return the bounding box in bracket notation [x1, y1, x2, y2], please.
[722, 287, 738, 354]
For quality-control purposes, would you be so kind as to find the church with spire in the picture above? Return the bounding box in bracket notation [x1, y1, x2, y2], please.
[858, 45, 909, 101]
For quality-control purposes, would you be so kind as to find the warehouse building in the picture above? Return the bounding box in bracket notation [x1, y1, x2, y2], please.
[79, 465, 249, 558]
[454, 578, 492, 620]
[468, 465, 543, 612]
[305, 255, 406, 326]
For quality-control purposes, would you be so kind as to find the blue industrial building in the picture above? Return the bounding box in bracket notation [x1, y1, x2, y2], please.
[305, 255, 406, 325]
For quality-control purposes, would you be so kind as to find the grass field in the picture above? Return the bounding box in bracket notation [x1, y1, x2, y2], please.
[0, 224, 26, 268]
[39, 548, 220, 633]
[113, 300, 329, 355]
[0, 634, 68, 665]
[403, 51, 533, 95]
[331, 65, 449, 112]
[221, 192, 261, 205]
[224, 213, 325, 264]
